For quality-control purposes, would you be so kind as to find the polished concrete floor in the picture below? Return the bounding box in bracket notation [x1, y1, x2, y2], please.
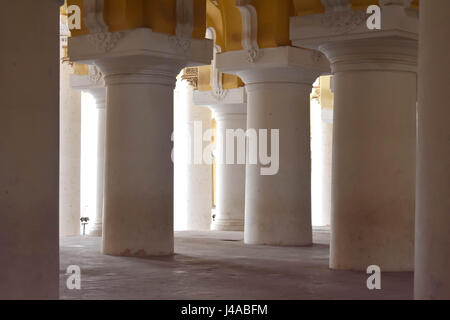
[59, 228, 413, 300]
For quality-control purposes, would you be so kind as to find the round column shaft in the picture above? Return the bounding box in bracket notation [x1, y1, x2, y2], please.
[174, 80, 212, 231]
[213, 106, 247, 231]
[98, 59, 181, 257]
[89, 88, 106, 236]
[319, 112, 333, 227]
[70, 72, 106, 237]
[60, 59, 81, 236]
[415, 0, 450, 299]
[311, 98, 333, 227]
[238, 66, 318, 246]
[0, 0, 60, 299]
[216, 47, 328, 245]
[68, 27, 213, 257]
[321, 39, 417, 271]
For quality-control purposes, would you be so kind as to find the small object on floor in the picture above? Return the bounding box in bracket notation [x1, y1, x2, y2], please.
[80, 217, 89, 236]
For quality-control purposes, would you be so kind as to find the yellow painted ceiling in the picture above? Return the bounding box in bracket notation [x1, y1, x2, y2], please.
[210, 0, 243, 52]
[292, 0, 325, 16]
[206, 0, 419, 52]
[66, 0, 206, 39]
[66, 0, 420, 52]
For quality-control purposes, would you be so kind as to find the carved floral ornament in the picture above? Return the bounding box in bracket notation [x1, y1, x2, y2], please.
[320, 0, 415, 28]
[87, 65, 104, 85]
[169, 35, 192, 53]
[87, 31, 122, 53]
[310, 50, 325, 63]
[210, 86, 228, 102]
[181, 67, 199, 89]
[60, 22, 73, 66]
[321, 8, 367, 34]
[67, 0, 197, 54]
[320, 0, 375, 34]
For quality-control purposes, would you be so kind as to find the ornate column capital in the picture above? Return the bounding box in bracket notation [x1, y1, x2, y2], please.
[193, 87, 247, 115]
[291, 1, 418, 73]
[291, 1, 417, 45]
[68, 28, 213, 86]
[70, 66, 106, 108]
[181, 67, 199, 89]
[216, 46, 330, 87]
[320, 37, 418, 73]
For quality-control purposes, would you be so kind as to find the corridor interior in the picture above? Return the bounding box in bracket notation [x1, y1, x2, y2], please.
[3, 0, 450, 301]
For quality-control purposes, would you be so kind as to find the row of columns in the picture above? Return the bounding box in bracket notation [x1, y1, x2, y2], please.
[289, 0, 450, 299]
[211, 0, 450, 299]
[67, 59, 331, 240]
[1, 0, 449, 299]
[66, 34, 415, 256]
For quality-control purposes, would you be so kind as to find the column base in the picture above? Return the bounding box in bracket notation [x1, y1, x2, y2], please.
[103, 250, 174, 258]
[212, 218, 244, 232]
[88, 223, 102, 237]
[245, 241, 313, 247]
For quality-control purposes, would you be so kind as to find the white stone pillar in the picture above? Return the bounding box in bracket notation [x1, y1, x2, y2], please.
[100, 61, 178, 256]
[194, 87, 247, 231]
[0, 0, 60, 299]
[89, 87, 106, 236]
[291, 2, 418, 271]
[318, 109, 333, 227]
[98, 58, 181, 256]
[174, 78, 212, 231]
[311, 94, 333, 227]
[316, 76, 334, 227]
[71, 70, 106, 237]
[415, 0, 450, 299]
[325, 40, 417, 271]
[60, 34, 81, 237]
[69, 28, 212, 256]
[217, 47, 329, 245]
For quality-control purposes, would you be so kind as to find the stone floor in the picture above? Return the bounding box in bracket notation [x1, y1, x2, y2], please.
[59, 228, 413, 300]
